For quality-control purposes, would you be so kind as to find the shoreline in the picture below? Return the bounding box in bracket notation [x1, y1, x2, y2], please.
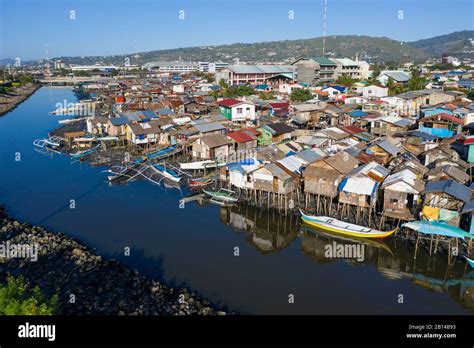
[0, 83, 41, 116]
[0, 205, 228, 315]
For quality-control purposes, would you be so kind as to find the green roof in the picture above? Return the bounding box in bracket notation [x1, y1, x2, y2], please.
[312, 57, 337, 66]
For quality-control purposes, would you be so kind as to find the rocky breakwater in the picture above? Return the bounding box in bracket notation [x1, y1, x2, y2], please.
[0, 83, 40, 116]
[0, 206, 227, 315]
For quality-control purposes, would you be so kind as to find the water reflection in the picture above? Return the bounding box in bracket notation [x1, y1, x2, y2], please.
[220, 204, 299, 254]
[220, 204, 474, 313]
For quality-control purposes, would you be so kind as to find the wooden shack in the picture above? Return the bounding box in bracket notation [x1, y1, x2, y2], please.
[304, 151, 359, 198]
[380, 168, 425, 220]
[338, 161, 390, 208]
[422, 179, 472, 226]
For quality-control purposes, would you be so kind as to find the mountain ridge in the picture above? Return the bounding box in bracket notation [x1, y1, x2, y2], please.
[4, 30, 473, 67]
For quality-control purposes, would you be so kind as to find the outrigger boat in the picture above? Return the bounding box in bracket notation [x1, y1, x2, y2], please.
[189, 177, 212, 188]
[179, 160, 226, 170]
[203, 188, 238, 205]
[70, 144, 101, 159]
[145, 145, 177, 160]
[299, 210, 397, 239]
[33, 135, 65, 149]
[465, 256, 474, 269]
[150, 163, 182, 182]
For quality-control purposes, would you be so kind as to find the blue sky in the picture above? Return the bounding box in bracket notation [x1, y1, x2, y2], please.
[1, 0, 472, 60]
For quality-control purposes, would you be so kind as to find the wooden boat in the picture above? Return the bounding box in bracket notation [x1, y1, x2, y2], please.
[150, 163, 181, 182]
[299, 210, 397, 239]
[465, 256, 474, 268]
[106, 163, 142, 183]
[33, 135, 64, 149]
[179, 160, 225, 170]
[203, 188, 238, 204]
[70, 144, 100, 159]
[58, 117, 88, 124]
[145, 145, 177, 160]
[189, 177, 212, 187]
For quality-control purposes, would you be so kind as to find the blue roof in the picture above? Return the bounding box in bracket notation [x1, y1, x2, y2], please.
[406, 131, 439, 141]
[110, 116, 130, 126]
[323, 85, 346, 93]
[142, 110, 159, 119]
[424, 180, 472, 203]
[348, 110, 367, 118]
[156, 107, 174, 115]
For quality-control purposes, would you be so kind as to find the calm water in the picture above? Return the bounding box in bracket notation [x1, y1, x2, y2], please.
[0, 87, 473, 314]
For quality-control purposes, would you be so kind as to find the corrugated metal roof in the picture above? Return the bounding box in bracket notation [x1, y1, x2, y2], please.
[110, 116, 129, 126]
[294, 149, 324, 164]
[194, 122, 226, 133]
[423, 180, 472, 203]
[312, 57, 337, 66]
[227, 65, 294, 74]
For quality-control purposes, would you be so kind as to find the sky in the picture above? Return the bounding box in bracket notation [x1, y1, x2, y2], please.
[0, 0, 472, 60]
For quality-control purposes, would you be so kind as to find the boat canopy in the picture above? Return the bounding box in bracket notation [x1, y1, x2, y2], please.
[402, 220, 474, 240]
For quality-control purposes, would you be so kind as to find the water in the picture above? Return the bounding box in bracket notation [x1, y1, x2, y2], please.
[0, 87, 473, 314]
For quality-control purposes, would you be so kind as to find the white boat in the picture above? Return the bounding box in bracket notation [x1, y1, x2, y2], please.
[58, 117, 88, 124]
[151, 163, 182, 182]
[179, 160, 226, 170]
[33, 135, 65, 149]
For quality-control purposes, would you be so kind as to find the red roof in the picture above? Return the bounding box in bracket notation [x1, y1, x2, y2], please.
[268, 102, 289, 109]
[227, 129, 257, 143]
[437, 113, 464, 125]
[218, 98, 244, 108]
[244, 128, 260, 136]
[443, 103, 457, 110]
[342, 125, 365, 134]
[464, 135, 474, 146]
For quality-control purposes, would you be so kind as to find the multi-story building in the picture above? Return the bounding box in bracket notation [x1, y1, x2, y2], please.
[215, 65, 294, 85]
[292, 57, 338, 85]
[142, 61, 200, 73]
[333, 58, 361, 79]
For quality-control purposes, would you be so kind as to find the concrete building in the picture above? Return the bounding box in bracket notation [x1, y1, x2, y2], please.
[361, 85, 388, 99]
[215, 65, 294, 85]
[333, 58, 361, 79]
[142, 61, 200, 73]
[292, 57, 338, 85]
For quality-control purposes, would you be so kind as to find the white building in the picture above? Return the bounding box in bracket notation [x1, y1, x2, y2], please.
[333, 58, 361, 79]
[278, 83, 303, 94]
[142, 61, 200, 73]
[361, 85, 389, 99]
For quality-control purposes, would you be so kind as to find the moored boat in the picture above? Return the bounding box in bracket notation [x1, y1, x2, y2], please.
[189, 177, 212, 187]
[179, 160, 226, 170]
[299, 210, 397, 239]
[33, 135, 65, 149]
[151, 163, 182, 182]
[145, 145, 177, 160]
[70, 144, 101, 159]
[465, 256, 474, 268]
[203, 188, 238, 204]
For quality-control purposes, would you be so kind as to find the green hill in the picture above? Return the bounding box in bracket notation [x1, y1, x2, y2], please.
[54, 31, 473, 66]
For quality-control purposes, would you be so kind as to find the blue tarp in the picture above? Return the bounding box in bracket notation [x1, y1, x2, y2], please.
[402, 220, 474, 240]
[419, 126, 453, 138]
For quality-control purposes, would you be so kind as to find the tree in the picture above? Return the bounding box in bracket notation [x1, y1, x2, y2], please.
[218, 78, 229, 89]
[290, 88, 312, 102]
[467, 90, 474, 100]
[259, 91, 275, 100]
[335, 75, 358, 87]
[0, 275, 58, 315]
